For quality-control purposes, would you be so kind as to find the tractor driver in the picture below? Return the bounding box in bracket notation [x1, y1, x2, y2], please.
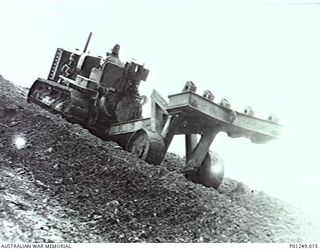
[60, 53, 77, 79]
[102, 44, 125, 68]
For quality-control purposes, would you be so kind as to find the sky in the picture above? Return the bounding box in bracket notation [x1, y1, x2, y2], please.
[1, 0, 320, 220]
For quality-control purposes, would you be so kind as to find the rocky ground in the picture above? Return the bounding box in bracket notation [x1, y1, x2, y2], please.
[0, 74, 319, 243]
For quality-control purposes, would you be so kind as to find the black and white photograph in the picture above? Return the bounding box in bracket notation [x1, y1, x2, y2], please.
[0, 0, 319, 247]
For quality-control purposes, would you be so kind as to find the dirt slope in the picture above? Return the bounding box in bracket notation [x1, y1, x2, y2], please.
[0, 74, 318, 243]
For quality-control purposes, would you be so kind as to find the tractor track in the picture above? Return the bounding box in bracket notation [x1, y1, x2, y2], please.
[0, 74, 319, 243]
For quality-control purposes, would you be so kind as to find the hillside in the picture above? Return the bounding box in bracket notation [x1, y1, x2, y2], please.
[0, 74, 318, 243]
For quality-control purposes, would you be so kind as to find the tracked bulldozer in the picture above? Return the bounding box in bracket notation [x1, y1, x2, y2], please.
[28, 33, 282, 189]
[29, 33, 148, 130]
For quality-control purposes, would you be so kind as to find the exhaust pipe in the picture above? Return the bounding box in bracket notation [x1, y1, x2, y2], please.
[83, 32, 92, 53]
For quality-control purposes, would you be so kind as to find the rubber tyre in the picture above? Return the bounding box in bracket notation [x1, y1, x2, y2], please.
[185, 151, 225, 189]
[126, 129, 166, 165]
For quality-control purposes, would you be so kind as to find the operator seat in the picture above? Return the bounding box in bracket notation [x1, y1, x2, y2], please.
[77, 55, 101, 78]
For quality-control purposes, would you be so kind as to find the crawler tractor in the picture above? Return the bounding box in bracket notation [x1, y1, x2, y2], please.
[28, 33, 281, 189]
